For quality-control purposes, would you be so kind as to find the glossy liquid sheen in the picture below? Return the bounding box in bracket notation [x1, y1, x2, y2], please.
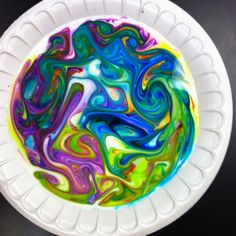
[9, 17, 199, 207]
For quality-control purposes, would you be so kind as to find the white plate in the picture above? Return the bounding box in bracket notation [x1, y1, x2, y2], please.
[0, 0, 232, 235]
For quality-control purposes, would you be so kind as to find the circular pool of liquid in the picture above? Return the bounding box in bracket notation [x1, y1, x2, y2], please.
[8, 16, 199, 207]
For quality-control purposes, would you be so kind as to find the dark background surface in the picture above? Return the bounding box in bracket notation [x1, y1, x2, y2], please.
[0, 0, 236, 235]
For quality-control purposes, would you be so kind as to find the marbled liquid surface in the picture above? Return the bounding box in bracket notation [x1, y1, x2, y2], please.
[9, 18, 199, 207]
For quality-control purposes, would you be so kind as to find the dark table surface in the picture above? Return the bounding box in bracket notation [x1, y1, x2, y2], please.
[0, 0, 236, 235]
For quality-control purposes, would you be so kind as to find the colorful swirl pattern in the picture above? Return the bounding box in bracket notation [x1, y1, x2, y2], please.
[9, 18, 199, 207]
